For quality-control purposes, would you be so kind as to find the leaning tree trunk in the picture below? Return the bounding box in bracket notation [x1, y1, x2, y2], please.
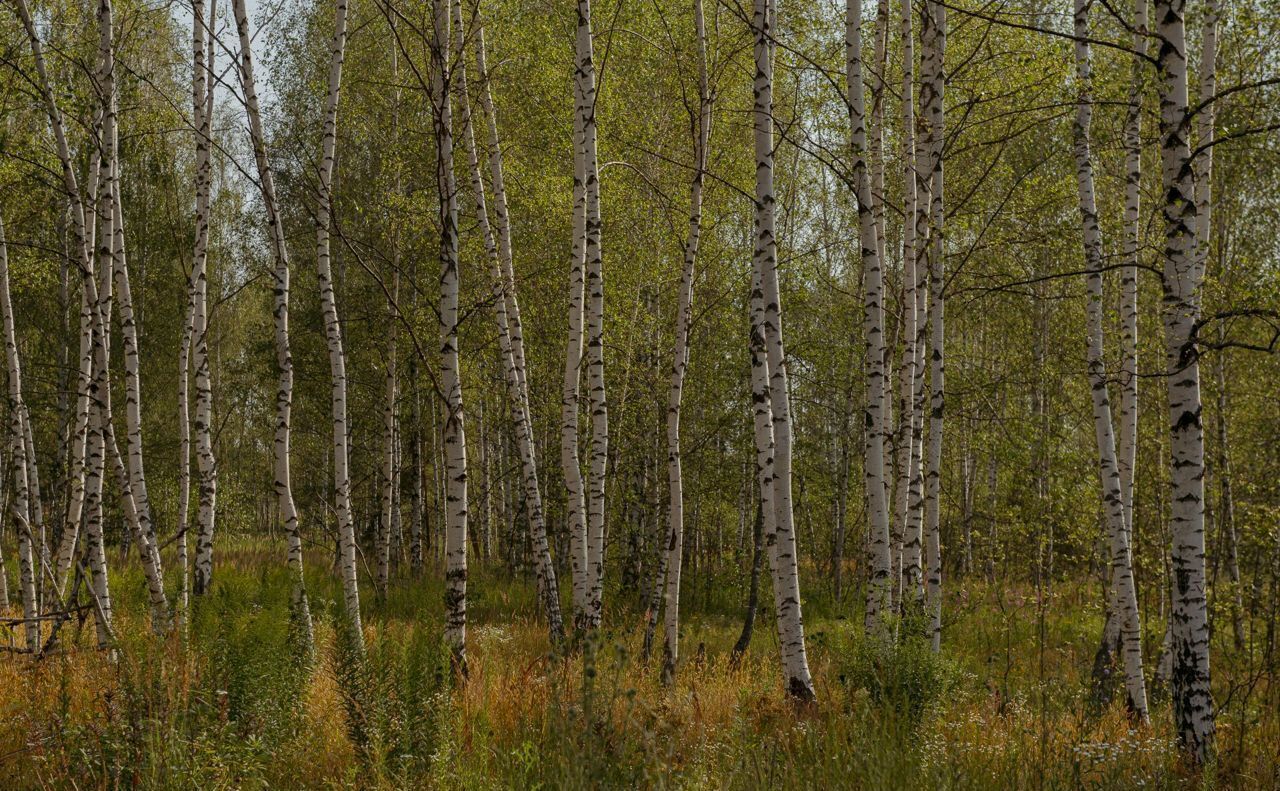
[1072, 0, 1148, 722]
[1153, 0, 1214, 763]
[574, 0, 608, 631]
[15, 0, 112, 641]
[0, 215, 40, 653]
[432, 0, 468, 671]
[848, 0, 892, 638]
[753, 0, 816, 701]
[661, 0, 711, 686]
[191, 0, 218, 597]
[314, 0, 363, 646]
[468, 8, 563, 640]
[111, 183, 169, 632]
[94, 0, 167, 627]
[233, 0, 312, 642]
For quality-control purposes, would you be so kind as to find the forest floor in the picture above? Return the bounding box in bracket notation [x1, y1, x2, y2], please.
[1, 538, 1276, 789]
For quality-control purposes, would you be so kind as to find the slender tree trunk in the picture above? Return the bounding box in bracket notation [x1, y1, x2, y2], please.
[890, 0, 920, 616]
[1153, 0, 1214, 762]
[848, 0, 892, 638]
[314, 0, 362, 645]
[921, 0, 946, 652]
[191, 0, 219, 597]
[17, 0, 116, 643]
[110, 182, 169, 632]
[176, 287, 193, 628]
[563, 101, 591, 631]
[753, 0, 815, 701]
[0, 215, 40, 653]
[1072, 0, 1148, 721]
[575, 0, 608, 631]
[432, 0, 468, 670]
[464, 1, 564, 640]
[660, 0, 711, 685]
[233, 0, 312, 642]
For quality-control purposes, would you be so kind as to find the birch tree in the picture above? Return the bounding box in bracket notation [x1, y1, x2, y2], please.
[575, 0, 608, 631]
[1072, 0, 1148, 721]
[432, 0, 468, 669]
[661, 0, 711, 685]
[14, 0, 112, 645]
[0, 214, 40, 653]
[752, 0, 815, 701]
[563, 103, 591, 631]
[920, 0, 945, 652]
[893, 0, 920, 610]
[1153, 0, 1214, 762]
[458, 0, 563, 640]
[848, 0, 892, 638]
[314, 0, 363, 644]
[191, 0, 219, 596]
[233, 0, 312, 640]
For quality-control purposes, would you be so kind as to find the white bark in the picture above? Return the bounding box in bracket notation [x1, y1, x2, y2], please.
[111, 182, 169, 632]
[460, 0, 560, 637]
[753, 0, 815, 700]
[848, 0, 892, 637]
[14, 0, 113, 643]
[563, 101, 591, 631]
[1072, 0, 1148, 721]
[921, 0, 946, 652]
[894, 0, 920, 611]
[575, 0, 608, 631]
[432, 0, 467, 668]
[233, 0, 311, 640]
[314, 0, 362, 644]
[661, 0, 711, 685]
[1154, 0, 1214, 762]
[0, 214, 40, 653]
[191, 0, 219, 596]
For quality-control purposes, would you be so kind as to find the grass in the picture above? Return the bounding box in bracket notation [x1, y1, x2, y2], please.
[0, 538, 1276, 788]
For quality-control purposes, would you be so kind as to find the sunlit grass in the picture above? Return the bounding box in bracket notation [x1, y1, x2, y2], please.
[0, 538, 1275, 788]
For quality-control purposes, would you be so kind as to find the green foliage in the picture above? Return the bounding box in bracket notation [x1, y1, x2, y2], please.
[834, 622, 967, 722]
[333, 617, 452, 780]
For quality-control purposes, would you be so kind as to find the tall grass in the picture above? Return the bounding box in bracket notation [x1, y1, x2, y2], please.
[0, 543, 1275, 788]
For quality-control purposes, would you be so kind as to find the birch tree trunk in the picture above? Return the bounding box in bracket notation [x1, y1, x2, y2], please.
[753, 0, 815, 701]
[110, 182, 169, 632]
[191, 0, 219, 597]
[892, 0, 921, 613]
[176, 289, 193, 628]
[15, 0, 112, 641]
[0, 215, 40, 653]
[314, 0, 363, 645]
[1153, 0, 1214, 762]
[921, 0, 946, 652]
[661, 0, 711, 685]
[462, 0, 564, 640]
[1072, 0, 1148, 721]
[575, 0, 608, 631]
[563, 103, 591, 631]
[432, 0, 468, 670]
[377, 267, 398, 594]
[848, 0, 893, 638]
[233, 0, 312, 641]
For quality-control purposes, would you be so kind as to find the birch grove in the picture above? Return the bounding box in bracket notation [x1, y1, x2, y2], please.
[6, 0, 1280, 777]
